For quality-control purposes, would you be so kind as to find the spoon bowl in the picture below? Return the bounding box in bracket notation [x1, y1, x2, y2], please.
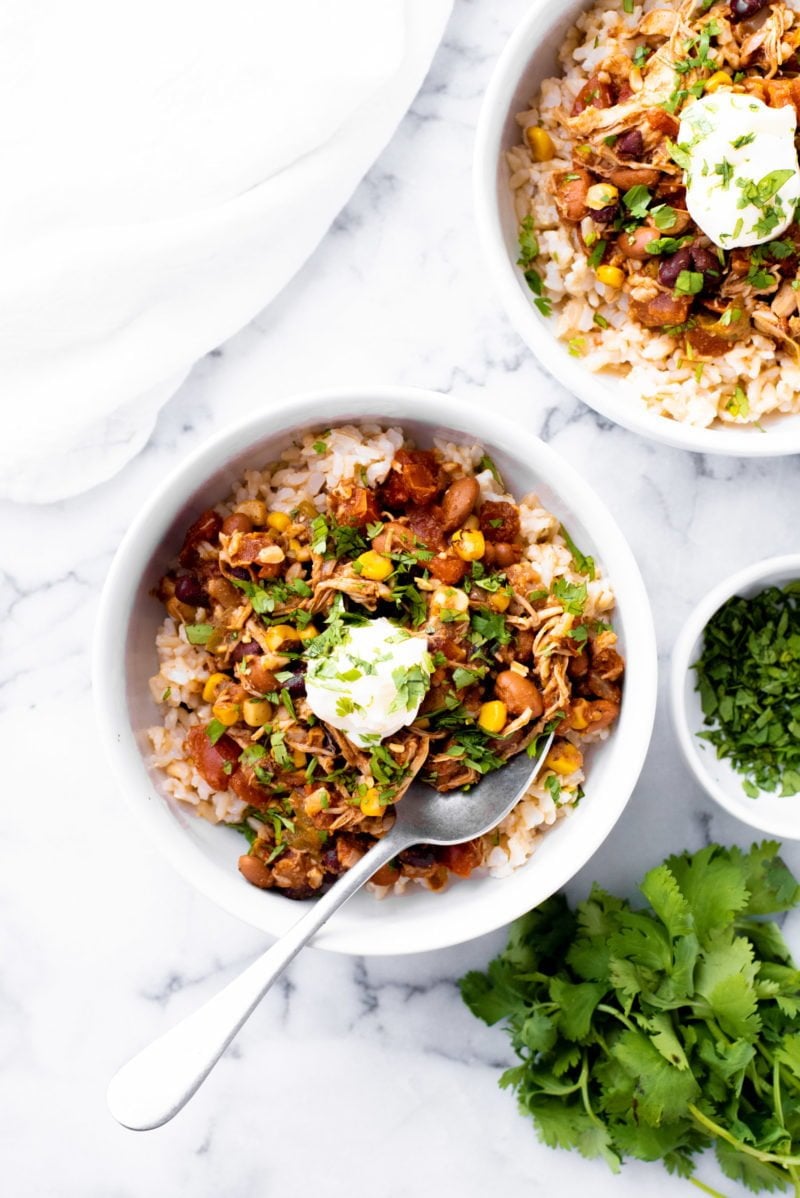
[107, 732, 554, 1132]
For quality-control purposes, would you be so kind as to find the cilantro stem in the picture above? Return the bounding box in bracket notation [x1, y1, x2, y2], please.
[596, 1003, 636, 1031]
[774, 1059, 785, 1130]
[578, 1055, 604, 1128]
[688, 1103, 800, 1167]
[688, 1179, 730, 1198]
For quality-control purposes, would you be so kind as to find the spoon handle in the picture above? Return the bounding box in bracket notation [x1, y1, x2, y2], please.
[107, 829, 408, 1131]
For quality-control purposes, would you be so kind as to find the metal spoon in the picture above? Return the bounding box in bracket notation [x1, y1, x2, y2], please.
[107, 731, 555, 1131]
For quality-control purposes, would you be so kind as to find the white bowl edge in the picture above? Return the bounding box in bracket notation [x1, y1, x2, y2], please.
[670, 554, 800, 839]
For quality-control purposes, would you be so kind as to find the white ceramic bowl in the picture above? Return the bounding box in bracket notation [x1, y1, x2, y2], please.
[671, 555, 800, 839]
[93, 386, 658, 955]
[474, 0, 800, 456]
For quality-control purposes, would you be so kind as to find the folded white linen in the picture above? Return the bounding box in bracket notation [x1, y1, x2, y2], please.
[0, 0, 452, 503]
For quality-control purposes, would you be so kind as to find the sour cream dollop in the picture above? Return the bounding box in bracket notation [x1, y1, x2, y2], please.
[678, 91, 800, 249]
[305, 617, 432, 749]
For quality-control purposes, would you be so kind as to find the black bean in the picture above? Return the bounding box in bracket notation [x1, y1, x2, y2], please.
[691, 245, 723, 291]
[592, 203, 619, 224]
[730, 0, 768, 22]
[281, 667, 307, 697]
[616, 128, 644, 159]
[658, 246, 693, 288]
[174, 574, 206, 605]
[230, 566, 251, 581]
[399, 845, 436, 870]
[229, 638, 264, 664]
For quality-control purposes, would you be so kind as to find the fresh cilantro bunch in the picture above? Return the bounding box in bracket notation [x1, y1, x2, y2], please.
[461, 843, 800, 1194]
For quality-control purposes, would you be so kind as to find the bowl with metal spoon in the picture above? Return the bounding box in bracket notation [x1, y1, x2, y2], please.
[107, 731, 554, 1132]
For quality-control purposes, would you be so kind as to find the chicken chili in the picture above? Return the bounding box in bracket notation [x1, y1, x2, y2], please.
[148, 426, 624, 899]
[509, 0, 800, 427]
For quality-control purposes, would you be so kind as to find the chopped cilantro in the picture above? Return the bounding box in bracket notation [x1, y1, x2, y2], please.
[588, 239, 607, 270]
[205, 719, 227, 745]
[674, 270, 704, 296]
[559, 525, 595, 580]
[551, 578, 587, 616]
[622, 184, 651, 220]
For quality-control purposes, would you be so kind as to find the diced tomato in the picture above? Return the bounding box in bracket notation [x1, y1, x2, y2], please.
[440, 839, 483, 878]
[572, 76, 614, 115]
[186, 725, 240, 790]
[334, 486, 381, 529]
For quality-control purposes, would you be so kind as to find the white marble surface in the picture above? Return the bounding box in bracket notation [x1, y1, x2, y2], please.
[3, 1, 800, 1194]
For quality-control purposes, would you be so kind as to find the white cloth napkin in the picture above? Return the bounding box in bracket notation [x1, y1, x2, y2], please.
[0, 0, 452, 503]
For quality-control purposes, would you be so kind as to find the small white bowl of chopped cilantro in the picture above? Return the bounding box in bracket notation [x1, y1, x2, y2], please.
[672, 555, 800, 838]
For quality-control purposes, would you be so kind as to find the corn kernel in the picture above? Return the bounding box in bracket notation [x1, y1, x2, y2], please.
[264, 624, 301, 652]
[586, 182, 619, 211]
[596, 265, 625, 289]
[705, 70, 733, 95]
[297, 624, 319, 643]
[242, 698, 272, 727]
[524, 126, 556, 162]
[568, 699, 590, 731]
[235, 500, 268, 525]
[288, 537, 312, 562]
[430, 586, 470, 618]
[202, 672, 229, 702]
[291, 749, 308, 768]
[266, 510, 291, 533]
[452, 529, 486, 562]
[463, 514, 480, 530]
[356, 550, 394, 582]
[478, 700, 507, 735]
[360, 787, 383, 818]
[297, 499, 318, 520]
[489, 590, 511, 613]
[545, 742, 583, 777]
[211, 698, 240, 726]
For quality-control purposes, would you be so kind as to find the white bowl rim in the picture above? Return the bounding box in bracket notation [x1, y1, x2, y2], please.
[93, 384, 658, 955]
[473, 0, 800, 458]
[670, 553, 800, 837]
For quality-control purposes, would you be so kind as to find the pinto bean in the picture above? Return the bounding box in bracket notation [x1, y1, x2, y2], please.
[371, 521, 416, 554]
[246, 657, 279, 694]
[238, 854, 272, 888]
[484, 541, 521, 568]
[609, 166, 661, 190]
[620, 226, 662, 260]
[494, 670, 544, 717]
[441, 476, 480, 532]
[553, 169, 592, 222]
[222, 512, 253, 535]
[371, 862, 401, 887]
[616, 128, 644, 159]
